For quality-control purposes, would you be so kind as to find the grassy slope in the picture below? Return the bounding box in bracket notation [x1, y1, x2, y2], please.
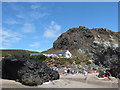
[1, 49, 40, 57]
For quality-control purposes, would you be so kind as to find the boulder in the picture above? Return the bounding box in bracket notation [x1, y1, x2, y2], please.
[2, 55, 59, 86]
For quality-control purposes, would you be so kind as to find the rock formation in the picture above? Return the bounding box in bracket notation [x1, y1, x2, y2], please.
[2, 55, 59, 86]
[53, 26, 119, 66]
[52, 26, 120, 78]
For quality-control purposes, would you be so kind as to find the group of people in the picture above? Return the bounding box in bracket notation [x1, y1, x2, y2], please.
[64, 68, 75, 75]
[98, 68, 112, 80]
[84, 69, 113, 80]
[103, 69, 112, 80]
[64, 68, 88, 80]
[60, 67, 113, 81]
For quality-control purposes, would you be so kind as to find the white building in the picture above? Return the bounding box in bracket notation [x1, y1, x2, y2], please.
[43, 50, 72, 58]
[30, 50, 72, 58]
[52, 50, 72, 58]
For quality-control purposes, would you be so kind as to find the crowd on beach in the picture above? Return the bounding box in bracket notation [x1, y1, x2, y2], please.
[58, 68, 93, 80]
[52, 66, 113, 81]
[98, 68, 112, 80]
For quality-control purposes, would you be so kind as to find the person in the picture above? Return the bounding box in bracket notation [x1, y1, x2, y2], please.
[105, 70, 112, 80]
[71, 70, 74, 75]
[64, 69, 67, 76]
[103, 70, 106, 78]
[104, 70, 106, 74]
[84, 70, 88, 80]
[67, 68, 70, 74]
[64, 69, 67, 73]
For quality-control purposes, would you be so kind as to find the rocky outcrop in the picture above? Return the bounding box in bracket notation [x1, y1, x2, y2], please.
[2, 56, 59, 86]
[110, 60, 120, 79]
[53, 26, 119, 66]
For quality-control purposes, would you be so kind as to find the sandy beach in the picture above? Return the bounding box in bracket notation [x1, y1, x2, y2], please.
[1, 73, 118, 88]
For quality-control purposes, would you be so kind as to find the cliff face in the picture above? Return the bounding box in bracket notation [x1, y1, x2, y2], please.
[53, 26, 120, 67]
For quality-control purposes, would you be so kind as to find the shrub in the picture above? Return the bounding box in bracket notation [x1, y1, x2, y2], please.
[31, 54, 47, 62]
[60, 60, 66, 65]
[2, 53, 11, 57]
[75, 59, 81, 64]
[42, 60, 47, 65]
[25, 53, 30, 57]
[73, 57, 82, 64]
[86, 61, 91, 65]
[57, 58, 73, 65]
[67, 58, 73, 64]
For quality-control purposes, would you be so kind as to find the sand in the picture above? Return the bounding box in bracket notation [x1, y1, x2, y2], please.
[1, 73, 118, 88]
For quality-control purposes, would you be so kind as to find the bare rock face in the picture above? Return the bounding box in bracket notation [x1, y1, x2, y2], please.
[2, 56, 59, 86]
[110, 59, 120, 79]
[53, 26, 120, 78]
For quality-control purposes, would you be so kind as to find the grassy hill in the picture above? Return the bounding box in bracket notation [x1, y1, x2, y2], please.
[1, 49, 40, 57]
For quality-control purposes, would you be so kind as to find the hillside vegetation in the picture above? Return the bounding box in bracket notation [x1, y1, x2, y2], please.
[1, 49, 40, 57]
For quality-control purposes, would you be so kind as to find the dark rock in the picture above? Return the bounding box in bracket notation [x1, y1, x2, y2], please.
[2, 55, 59, 86]
[110, 60, 120, 79]
[52, 26, 120, 78]
[53, 26, 120, 67]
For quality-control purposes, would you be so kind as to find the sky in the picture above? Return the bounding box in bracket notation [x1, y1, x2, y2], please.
[1, 2, 118, 52]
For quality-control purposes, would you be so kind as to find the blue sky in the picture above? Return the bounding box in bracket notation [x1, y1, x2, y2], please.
[2, 2, 118, 52]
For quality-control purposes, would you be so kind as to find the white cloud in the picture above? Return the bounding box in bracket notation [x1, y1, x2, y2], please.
[30, 4, 48, 19]
[15, 4, 48, 20]
[51, 21, 55, 25]
[21, 23, 35, 33]
[30, 12, 48, 19]
[16, 14, 27, 19]
[44, 21, 61, 38]
[16, 11, 48, 20]
[1, 29, 23, 48]
[31, 3, 47, 10]
[4, 18, 18, 25]
[29, 42, 40, 47]
[31, 4, 41, 10]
